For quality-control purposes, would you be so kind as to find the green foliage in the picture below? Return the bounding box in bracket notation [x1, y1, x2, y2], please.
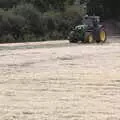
[20, 0, 68, 12]
[2, 0, 120, 43]
[0, 0, 18, 9]
[13, 3, 45, 35]
[0, 0, 82, 43]
[43, 9, 82, 40]
[87, 0, 120, 19]
[0, 9, 25, 43]
[65, 0, 75, 5]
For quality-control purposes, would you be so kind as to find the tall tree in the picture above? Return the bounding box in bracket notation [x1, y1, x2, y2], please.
[87, 0, 120, 19]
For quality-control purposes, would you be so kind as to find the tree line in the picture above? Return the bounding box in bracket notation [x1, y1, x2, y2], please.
[85, 0, 120, 19]
[0, 0, 119, 43]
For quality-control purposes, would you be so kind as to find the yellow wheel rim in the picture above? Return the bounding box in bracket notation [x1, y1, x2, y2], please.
[100, 31, 106, 41]
[88, 35, 93, 43]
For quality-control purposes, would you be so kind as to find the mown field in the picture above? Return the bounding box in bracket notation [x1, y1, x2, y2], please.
[0, 37, 120, 120]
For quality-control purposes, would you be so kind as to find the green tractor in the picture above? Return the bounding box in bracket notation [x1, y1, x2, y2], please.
[68, 15, 107, 43]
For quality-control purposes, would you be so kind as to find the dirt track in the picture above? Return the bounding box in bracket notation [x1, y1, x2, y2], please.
[0, 37, 120, 120]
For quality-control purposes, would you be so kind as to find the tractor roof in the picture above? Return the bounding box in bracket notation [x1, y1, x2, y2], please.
[83, 16, 100, 20]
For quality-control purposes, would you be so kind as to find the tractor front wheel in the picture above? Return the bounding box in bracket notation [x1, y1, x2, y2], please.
[84, 32, 94, 43]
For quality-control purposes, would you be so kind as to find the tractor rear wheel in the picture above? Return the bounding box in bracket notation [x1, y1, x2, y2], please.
[84, 32, 94, 43]
[97, 29, 107, 43]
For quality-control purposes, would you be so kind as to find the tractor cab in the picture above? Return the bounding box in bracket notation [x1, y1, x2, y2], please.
[82, 16, 100, 28]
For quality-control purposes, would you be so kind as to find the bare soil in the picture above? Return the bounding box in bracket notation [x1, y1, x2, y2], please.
[0, 37, 120, 120]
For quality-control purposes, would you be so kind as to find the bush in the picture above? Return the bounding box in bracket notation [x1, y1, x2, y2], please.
[0, 3, 83, 43]
[0, 0, 18, 9]
[0, 9, 25, 43]
[13, 3, 45, 36]
[44, 8, 82, 39]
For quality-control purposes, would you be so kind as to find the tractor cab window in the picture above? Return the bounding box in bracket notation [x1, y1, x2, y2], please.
[82, 18, 93, 27]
